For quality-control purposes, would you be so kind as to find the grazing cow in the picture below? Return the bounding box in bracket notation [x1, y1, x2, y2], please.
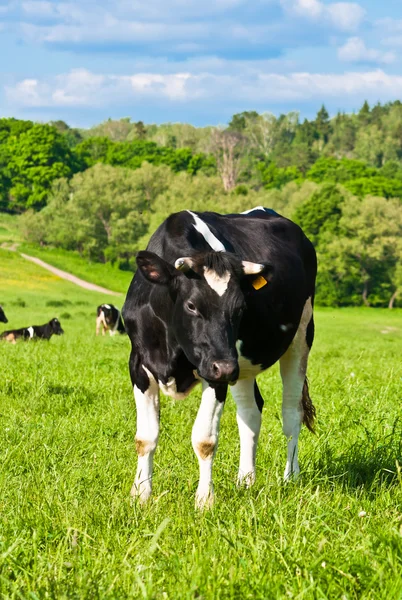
[0, 305, 8, 324]
[0, 318, 64, 343]
[122, 207, 317, 507]
[96, 304, 126, 336]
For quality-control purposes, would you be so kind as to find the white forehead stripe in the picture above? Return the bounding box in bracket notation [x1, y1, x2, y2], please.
[203, 268, 231, 296]
[187, 211, 226, 252]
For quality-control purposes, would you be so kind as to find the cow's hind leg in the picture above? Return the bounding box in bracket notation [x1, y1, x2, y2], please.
[231, 378, 263, 487]
[192, 381, 226, 508]
[279, 297, 315, 481]
[131, 364, 160, 502]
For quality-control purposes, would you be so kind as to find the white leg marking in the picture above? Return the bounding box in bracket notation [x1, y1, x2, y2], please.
[231, 378, 262, 487]
[203, 267, 230, 296]
[187, 211, 226, 252]
[131, 366, 160, 502]
[96, 314, 103, 336]
[192, 380, 225, 508]
[27, 326, 34, 339]
[279, 297, 312, 481]
[236, 340, 262, 380]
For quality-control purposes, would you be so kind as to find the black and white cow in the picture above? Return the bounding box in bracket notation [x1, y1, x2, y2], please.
[96, 304, 126, 336]
[0, 305, 8, 324]
[122, 207, 317, 507]
[0, 318, 64, 343]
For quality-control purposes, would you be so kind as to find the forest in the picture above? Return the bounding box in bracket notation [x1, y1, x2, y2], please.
[1, 100, 402, 308]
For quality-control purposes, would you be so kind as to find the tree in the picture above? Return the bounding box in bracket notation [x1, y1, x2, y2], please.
[358, 101, 371, 126]
[134, 121, 147, 140]
[209, 129, 245, 191]
[4, 124, 79, 211]
[293, 183, 346, 247]
[22, 163, 151, 267]
[319, 195, 402, 306]
[314, 105, 332, 145]
[228, 111, 259, 132]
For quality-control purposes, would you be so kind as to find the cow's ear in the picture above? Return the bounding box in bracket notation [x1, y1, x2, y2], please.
[136, 251, 177, 285]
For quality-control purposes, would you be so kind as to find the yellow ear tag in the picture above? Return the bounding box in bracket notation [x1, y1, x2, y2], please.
[252, 275, 268, 290]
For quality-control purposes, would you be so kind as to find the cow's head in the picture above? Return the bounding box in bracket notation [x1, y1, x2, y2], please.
[136, 251, 270, 384]
[50, 318, 64, 335]
[0, 305, 8, 324]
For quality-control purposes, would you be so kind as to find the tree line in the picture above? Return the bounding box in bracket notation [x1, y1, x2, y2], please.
[1, 100, 402, 308]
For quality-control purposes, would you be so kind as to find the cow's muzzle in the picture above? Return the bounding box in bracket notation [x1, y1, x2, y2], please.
[205, 360, 239, 383]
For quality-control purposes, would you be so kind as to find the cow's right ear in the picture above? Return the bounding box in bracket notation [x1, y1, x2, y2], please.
[136, 251, 177, 285]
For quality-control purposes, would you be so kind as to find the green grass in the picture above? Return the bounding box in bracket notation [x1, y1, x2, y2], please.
[0, 250, 401, 599]
[19, 243, 133, 294]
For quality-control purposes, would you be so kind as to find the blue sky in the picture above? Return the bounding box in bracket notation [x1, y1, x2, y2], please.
[1, 0, 402, 128]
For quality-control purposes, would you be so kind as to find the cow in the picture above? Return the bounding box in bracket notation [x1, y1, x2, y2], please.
[122, 207, 317, 507]
[0, 305, 8, 324]
[0, 318, 64, 343]
[96, 304, 126, 336]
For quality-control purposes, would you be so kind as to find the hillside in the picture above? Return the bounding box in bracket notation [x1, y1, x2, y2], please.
[0, 214, 132, 295]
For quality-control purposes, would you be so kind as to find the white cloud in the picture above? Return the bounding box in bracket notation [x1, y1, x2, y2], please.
[281, 0, 365, 31]
[6, 67, 402, 109]
[338, 37, 395, 64]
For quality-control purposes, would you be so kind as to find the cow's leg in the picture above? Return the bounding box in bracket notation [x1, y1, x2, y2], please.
[96, 315, 102, 336]
[192, 381, 226, 508]
[279, 297, 315, 481]
[231, 378, 263, 487]
[131, 365, 160, 502]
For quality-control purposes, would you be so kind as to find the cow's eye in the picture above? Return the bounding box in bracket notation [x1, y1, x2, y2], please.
[186, 301, 197, 313]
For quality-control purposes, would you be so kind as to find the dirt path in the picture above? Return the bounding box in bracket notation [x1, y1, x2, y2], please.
[20, 253, 123, 297]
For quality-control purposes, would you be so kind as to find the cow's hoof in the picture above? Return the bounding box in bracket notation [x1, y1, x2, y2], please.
[237, 470, 256, 488]
[283, 466, 300, 482]
[130, 482, 152, 504]
[195, 488, 214, 510]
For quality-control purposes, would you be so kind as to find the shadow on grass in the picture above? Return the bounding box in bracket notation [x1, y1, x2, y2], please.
[308, 419, 402, 490]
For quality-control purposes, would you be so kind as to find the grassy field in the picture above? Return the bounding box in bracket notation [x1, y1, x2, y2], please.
[0, 213, 132, 293]
[0, 249, 401, 599]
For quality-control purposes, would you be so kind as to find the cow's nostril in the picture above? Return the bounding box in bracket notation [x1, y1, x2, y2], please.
[210, 360, 238, 382]
[212, 362, 221, 376]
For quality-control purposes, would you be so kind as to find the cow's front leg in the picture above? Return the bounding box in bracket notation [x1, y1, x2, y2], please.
[131, 366, 160, 502]
[192, 380, 226, 508]
[231, 378, 263, 487]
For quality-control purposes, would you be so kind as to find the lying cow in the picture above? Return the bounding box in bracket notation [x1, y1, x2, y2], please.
[0, 318, 64, 343]
[96, 304, 126, 336]
[0, 305, 8, 324]
[122, 207, 317, 507]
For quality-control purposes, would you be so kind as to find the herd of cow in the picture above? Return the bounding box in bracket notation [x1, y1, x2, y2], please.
[0, 303, 125, 342]
[2, 207, 318, 507]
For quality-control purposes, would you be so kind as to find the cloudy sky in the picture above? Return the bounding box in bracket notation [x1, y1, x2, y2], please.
[1, 0, 402, 127]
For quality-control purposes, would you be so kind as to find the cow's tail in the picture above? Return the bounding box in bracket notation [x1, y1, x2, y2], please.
[301, 377, 316, 433]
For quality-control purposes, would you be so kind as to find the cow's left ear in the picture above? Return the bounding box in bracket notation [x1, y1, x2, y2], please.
[136, 251, 177, 285]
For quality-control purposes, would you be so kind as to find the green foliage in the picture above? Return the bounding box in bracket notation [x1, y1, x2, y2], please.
[1, 123, 79, 211]
[258, 162, 301, 189]
[293, 183, 346, 246]
[306, 156, 376, 183]
[3, 101, 402, 308]
[22, 163, 158, 267]
[344, 176, 402, 199]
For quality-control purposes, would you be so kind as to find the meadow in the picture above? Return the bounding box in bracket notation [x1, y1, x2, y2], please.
[0, 248, 401, 599]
